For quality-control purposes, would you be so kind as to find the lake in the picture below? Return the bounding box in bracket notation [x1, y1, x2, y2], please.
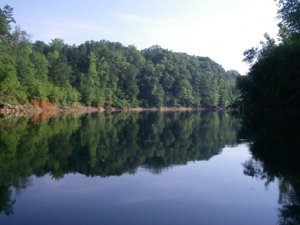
[0, 112, 299, 225]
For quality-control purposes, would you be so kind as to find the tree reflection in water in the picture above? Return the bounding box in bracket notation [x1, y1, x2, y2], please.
[0, 111, 239, 215]
[240, 112, 300, 225]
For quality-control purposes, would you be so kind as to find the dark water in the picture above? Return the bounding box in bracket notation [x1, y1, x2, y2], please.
[0, 112, 299, 225]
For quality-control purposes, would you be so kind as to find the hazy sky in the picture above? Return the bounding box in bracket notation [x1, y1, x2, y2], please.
[2, 0, 279, 74]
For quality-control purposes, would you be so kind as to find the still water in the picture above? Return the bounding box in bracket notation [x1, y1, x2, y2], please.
[0, 112, 299, 225]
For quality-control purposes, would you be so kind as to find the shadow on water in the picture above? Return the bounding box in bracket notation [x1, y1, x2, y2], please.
[0, 111, 239, 216]
[239, 112, 300, 225]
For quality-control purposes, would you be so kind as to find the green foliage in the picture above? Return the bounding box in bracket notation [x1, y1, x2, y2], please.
[277, 0, 300, 36]
[0, 5, 15, 38]
[141, 47, 238, 107]
[0, 5, 239, 108]
[15, 42, 37, 97]
[0, 39, 26, 104]
[31, 50, 49, 82]
[237, 2, 300, 110]
[79, 52, 104, 106]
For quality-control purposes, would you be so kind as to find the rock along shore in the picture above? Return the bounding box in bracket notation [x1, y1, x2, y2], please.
[0, 101, 205, 116]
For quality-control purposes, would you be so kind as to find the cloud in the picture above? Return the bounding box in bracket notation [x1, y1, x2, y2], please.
[114, 12, 150, 23]
[25, 18, 117, 44]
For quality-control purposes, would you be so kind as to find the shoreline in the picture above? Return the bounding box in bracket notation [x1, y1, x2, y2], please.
[0, 104, 215, 116]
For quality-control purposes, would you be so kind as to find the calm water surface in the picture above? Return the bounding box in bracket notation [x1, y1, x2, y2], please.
[0, 112, 299, 225]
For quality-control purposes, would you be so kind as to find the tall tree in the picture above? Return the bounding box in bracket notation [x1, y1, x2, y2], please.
[277, 0, 300, 35]
[237, 0, 300, 110]
[80, 52, 103, 106]
[0, 5, 15, 38]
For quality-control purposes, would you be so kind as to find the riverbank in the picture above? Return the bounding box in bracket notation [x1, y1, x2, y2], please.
[0, 103, 103, 115]
[0, 102, 206, 116]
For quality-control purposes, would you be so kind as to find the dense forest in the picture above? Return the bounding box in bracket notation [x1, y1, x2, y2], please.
[0, 5, 239, 109]
[0, 112, 239, 215]
[237, 0, 300, 110]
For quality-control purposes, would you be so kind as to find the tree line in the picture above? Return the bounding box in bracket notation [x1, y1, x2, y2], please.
[0, 5, 239, 109]
[237, 0, 300, 110]
[236, 1, 300, 223]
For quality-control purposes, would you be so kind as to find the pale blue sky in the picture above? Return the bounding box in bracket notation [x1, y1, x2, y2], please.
[2, 0, 279, 74]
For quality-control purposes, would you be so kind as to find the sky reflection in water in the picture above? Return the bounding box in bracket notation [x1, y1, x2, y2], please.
[1, 112, 297, 225]
[2, 144, 278, 225]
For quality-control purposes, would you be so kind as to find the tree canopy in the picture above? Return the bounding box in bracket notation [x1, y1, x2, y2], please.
[237, 0, 300, 110]
[0, 5, 239, 109]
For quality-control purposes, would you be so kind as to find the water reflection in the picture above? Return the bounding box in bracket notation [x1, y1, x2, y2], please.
[0, 112, 239, 215]
[239, 112, 300, 225]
